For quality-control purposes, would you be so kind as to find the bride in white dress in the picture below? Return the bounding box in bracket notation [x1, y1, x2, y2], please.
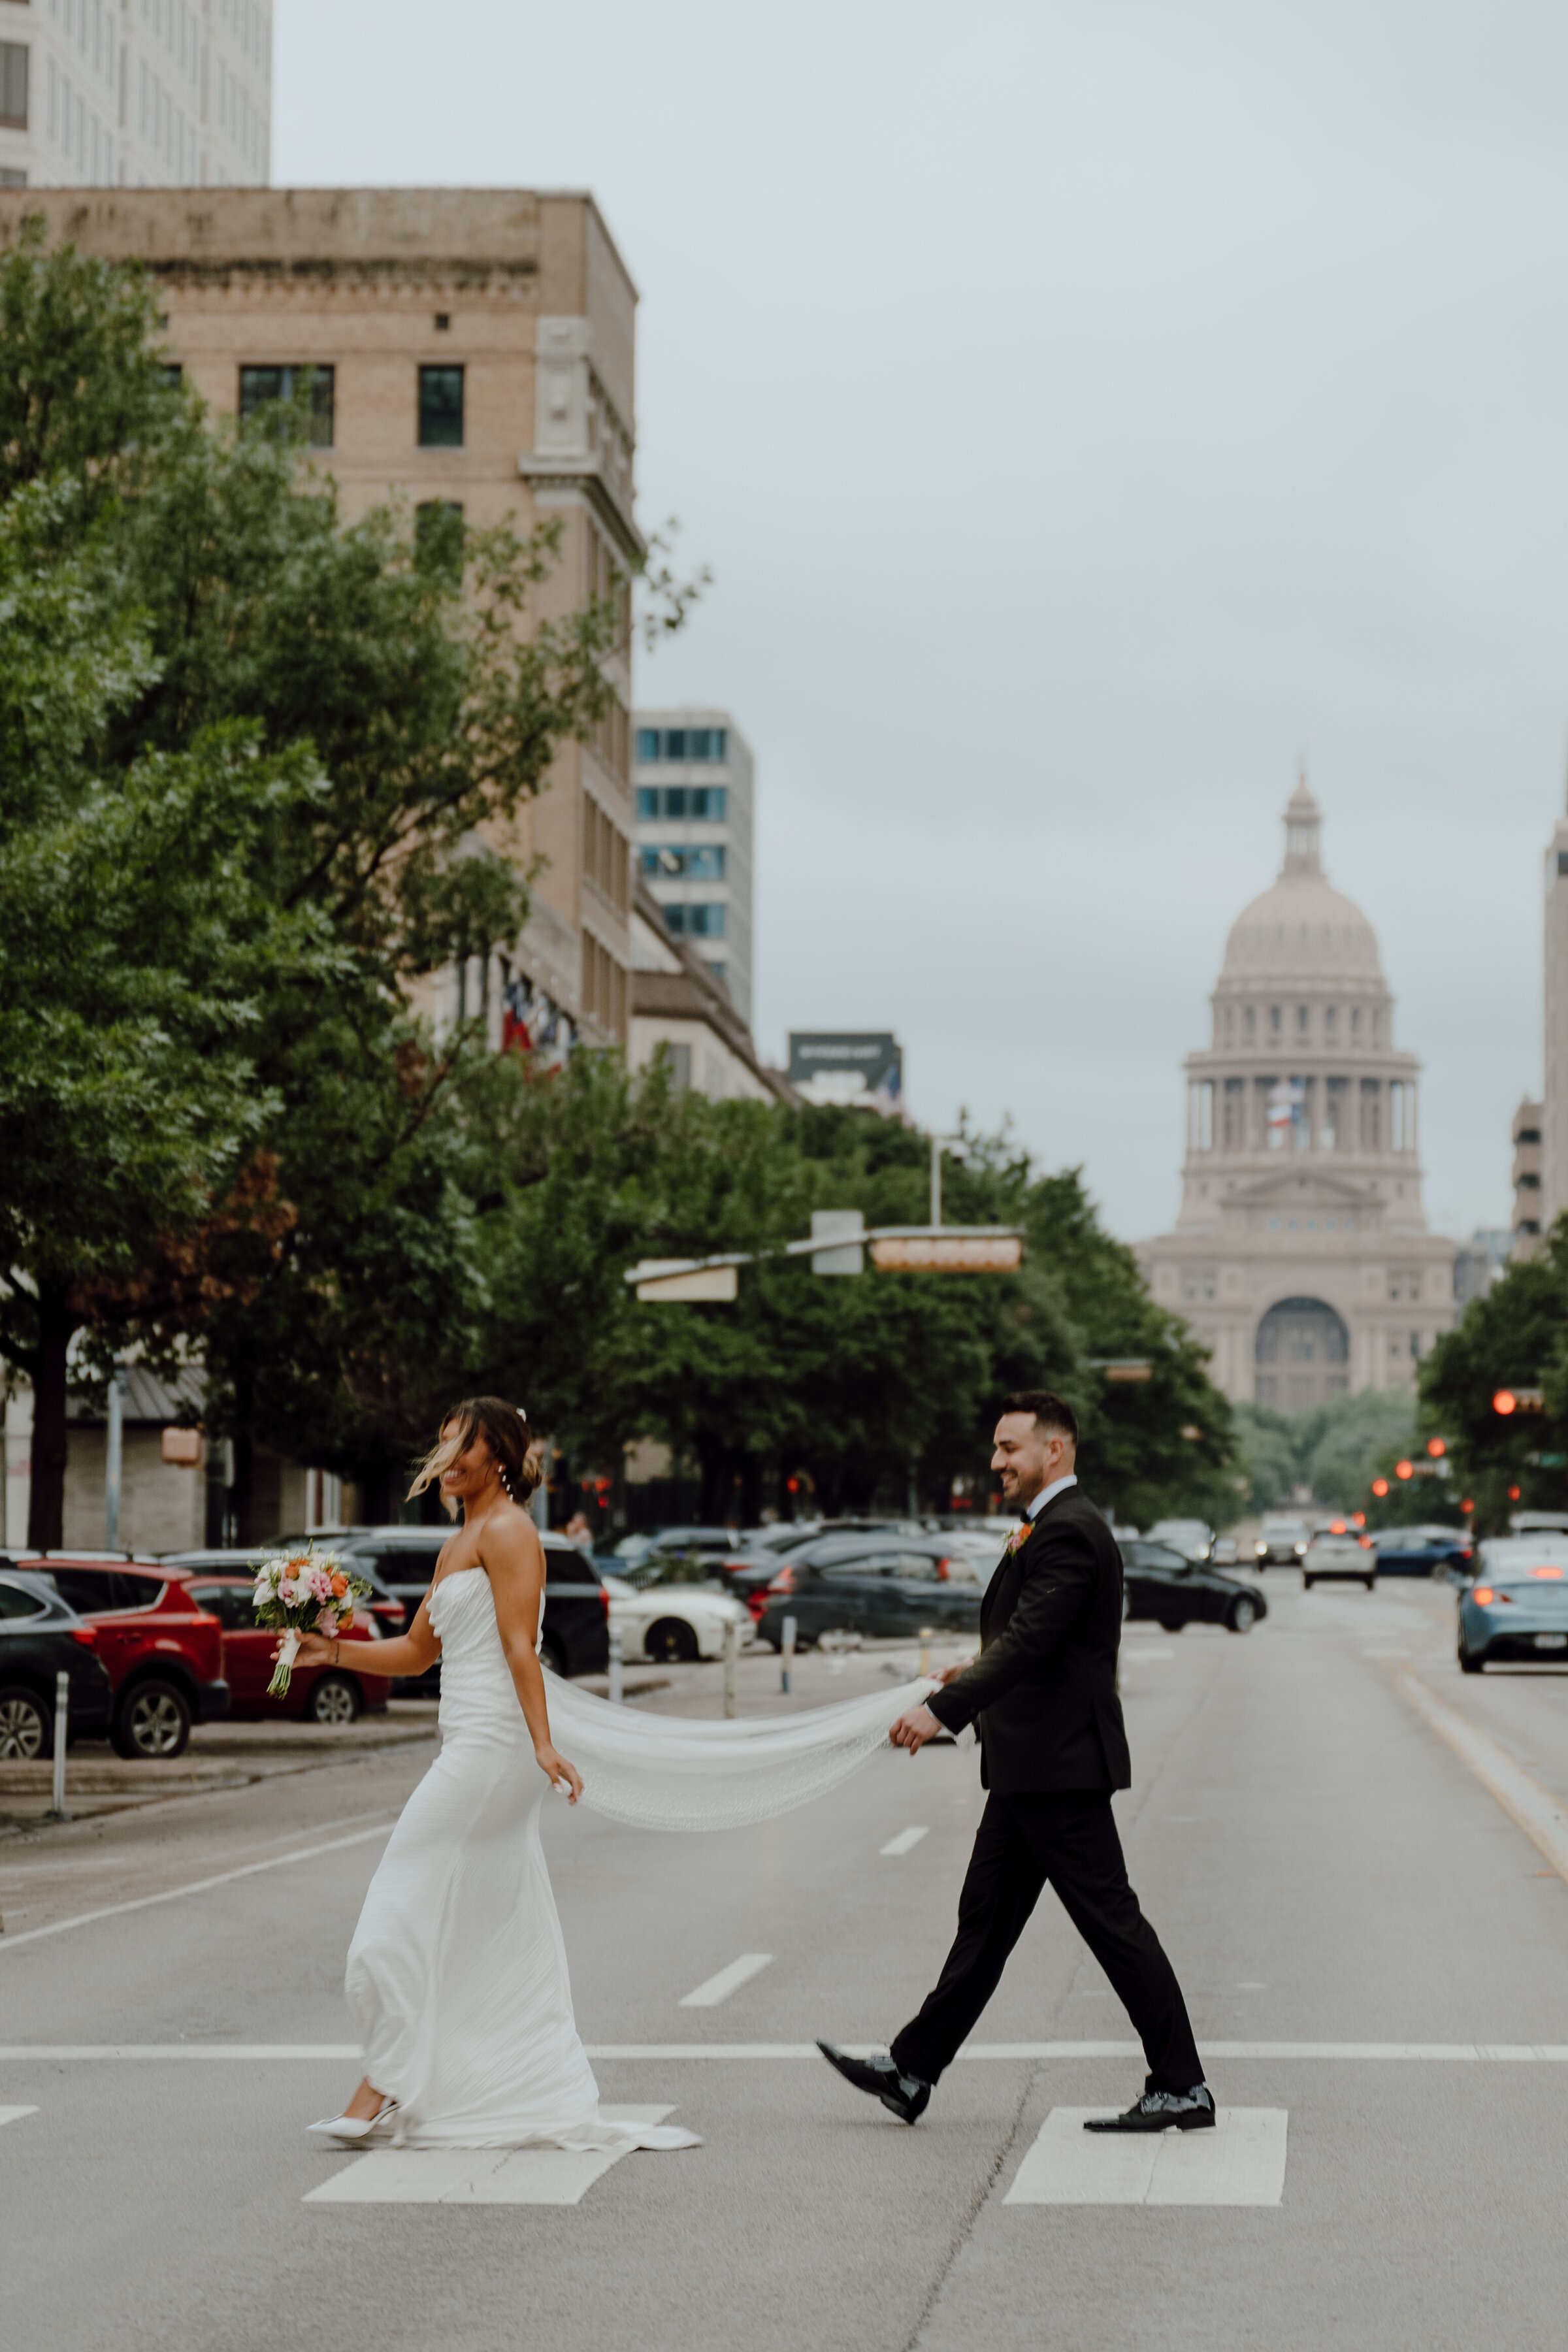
[291, 1396, 697, 2155]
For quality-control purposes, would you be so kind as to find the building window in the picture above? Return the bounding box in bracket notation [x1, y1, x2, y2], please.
[661, 1041, 692, 1090]
[1187, 1080, 1214, 1151]
[0, 42, 27, 131]
[415, 500, 465, 578]
[1350, 1007, 1361, 1036]
[636, 726, 729, 763]
[1297, 1005, 1309, 1033]
[663, 903, 726, 939]
[434, 312, 450, 332]
[418, 365, 465, 449]
[636, 785, 727, 822]
[1324, 1005, 1337, 1036]
[1269, 1005, 1281, 1034]
[0, 167, 25, 188]
[1558, 851, 1568, 876]
[641, 844, 725, 880]
[238, 364, 335, 448]
[1245, 1005, 1256, 1039]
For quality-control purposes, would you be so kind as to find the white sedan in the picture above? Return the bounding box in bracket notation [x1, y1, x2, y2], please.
[598, 1564, 754, 1666]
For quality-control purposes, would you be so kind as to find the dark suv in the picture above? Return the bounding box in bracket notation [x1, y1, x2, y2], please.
[14, 1555, 229, 1758]
[0, 1568, 114, 1759]
[316, 1526, 609, 1686]
[756, 1534, 979, 1649]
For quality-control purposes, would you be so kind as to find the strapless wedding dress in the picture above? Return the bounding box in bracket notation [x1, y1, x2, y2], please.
[344, 1569, 697, 2152]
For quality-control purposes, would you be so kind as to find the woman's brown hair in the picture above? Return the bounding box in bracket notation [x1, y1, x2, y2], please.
[408, 1397, 547, 1515]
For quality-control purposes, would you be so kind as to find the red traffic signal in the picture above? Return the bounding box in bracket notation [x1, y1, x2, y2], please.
[1426, 1437, 1446, 1459]
[1396, 1460, 1414, 1481]
[1371, 1477, 1390, 1497]
[1494, 1390, 1517, 1416]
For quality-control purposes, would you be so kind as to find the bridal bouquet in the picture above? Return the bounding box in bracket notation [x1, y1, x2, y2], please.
[252, 1546, 371, 1698]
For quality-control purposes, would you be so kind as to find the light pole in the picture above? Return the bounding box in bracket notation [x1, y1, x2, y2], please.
[105, 1368, 128, 1550]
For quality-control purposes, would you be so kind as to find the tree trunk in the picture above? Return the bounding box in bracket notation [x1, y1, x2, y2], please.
[27, 1282, 76, 1551]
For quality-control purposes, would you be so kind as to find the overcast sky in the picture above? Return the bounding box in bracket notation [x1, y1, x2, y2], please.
[278, 0, 1568, 1245]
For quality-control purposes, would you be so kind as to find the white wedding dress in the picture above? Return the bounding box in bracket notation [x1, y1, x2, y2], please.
[344, 1566, 938, 2151]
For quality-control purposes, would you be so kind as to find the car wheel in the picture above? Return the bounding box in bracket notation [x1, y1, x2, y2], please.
[112, 1678, 191, 1760]
[540, 1635, 568, 1678]
[646, 1618, 699, 1665]
[1158, 1621, 1183, 1635]
[1228, 1595, 1257, 1635]
[1302, 1576, 1315, 1591]
[308, 1673, 361, 1726]
[1458, 1647, 1483, 1674]
[0, 1686, 49, 1761]
[1364, 1576, 1376, 1592]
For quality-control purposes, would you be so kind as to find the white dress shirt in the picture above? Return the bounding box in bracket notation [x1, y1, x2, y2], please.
[1026, 1471, 1077, 1520]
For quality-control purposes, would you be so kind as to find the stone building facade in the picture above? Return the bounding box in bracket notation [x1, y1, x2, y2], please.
[0, 185, 640, 1056]
[1137, 785, 1456, 1411]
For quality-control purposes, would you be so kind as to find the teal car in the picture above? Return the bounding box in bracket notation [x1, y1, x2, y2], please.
[1458, 1543, 1568, 1672]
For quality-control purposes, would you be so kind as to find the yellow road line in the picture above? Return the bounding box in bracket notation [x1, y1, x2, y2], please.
[1380, 1660, 1568, 1884]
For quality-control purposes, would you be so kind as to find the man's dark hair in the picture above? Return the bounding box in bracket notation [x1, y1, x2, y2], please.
[999, 1390, 1079, 1446]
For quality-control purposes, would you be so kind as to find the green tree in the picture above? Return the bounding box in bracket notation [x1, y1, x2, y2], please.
[1418, 1237, 1568, 1533]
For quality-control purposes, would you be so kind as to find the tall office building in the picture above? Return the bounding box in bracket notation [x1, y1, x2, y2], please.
[1540, 794, 1568, 1235]
[0, 185, 641, 1054]
[0, 1, 272, 191]
[632, 710, 755, 1026]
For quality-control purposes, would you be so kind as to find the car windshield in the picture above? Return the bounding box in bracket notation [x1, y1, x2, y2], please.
[621, 1555, 725, 1592]
[1127, 1543, 1188, 1569]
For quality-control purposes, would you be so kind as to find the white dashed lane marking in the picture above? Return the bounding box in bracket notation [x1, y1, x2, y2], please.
[1005, 2108, 1288, 2206]
[880, 1826, 929, 1857]
[0, 2105, 37, 2127]
[304, 2109, 679, 2206]
[678, 1953, 774, 2008]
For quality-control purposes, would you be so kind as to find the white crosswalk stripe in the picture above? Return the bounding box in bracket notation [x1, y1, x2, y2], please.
[1005, 2108, 1288, 2206]
[304, 2110, 679, 2206]
[879, 1826, 929, 1856]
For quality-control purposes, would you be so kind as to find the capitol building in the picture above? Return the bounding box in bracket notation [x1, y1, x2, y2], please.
[1137, 784, 1456, 1411]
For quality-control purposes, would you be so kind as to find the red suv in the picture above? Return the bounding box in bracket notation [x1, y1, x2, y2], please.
[18, 1555, 229, 1759]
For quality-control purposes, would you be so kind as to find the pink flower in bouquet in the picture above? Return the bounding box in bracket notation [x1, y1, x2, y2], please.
[1005, 1519, 1034, 1555]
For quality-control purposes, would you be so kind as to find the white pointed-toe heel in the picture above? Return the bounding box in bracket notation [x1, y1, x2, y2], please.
[307, 2098, 397, 2144]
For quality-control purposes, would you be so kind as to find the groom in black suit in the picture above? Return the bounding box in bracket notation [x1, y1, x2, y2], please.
[819, 1390, 1213, 2132]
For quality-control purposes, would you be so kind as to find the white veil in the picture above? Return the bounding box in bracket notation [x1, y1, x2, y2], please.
[542, 1671, 947, 1833]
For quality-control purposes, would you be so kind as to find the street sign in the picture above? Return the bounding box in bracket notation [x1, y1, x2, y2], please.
[811, 1209, 866, 1276]
[871, 1233, 1021, 1272]
[634, 1262, 739, 1303]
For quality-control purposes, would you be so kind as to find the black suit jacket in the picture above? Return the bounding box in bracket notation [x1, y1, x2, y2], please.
[925, 1486, 1131, 1794]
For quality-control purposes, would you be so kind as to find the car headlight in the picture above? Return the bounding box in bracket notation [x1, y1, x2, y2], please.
[1294, 1543, 1307, 1555]
[1254, 1542, 1267, 1556]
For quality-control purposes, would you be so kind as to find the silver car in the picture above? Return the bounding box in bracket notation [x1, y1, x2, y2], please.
[1301, 1530, 1377, 1591]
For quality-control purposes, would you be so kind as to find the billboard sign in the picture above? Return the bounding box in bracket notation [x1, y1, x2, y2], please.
[787, 1032, 902, 1115]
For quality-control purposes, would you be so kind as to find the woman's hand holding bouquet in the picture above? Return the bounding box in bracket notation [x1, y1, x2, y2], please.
[253, 1548, 371, 1697]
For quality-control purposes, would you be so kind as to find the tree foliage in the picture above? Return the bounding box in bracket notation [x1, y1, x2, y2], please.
[1417, 1232, 1568, 1534]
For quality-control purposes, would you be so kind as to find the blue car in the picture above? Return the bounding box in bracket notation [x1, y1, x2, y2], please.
[1374, 1527, 1475, 1580]
[1458, 1547, 1568, 1672]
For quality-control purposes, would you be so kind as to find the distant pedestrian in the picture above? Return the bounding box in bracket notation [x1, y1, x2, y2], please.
[563, 1511, 594, 1551]
[819, 1390, 1214, 2134]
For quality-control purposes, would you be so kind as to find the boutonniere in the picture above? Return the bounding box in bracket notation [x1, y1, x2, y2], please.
[1006, 1518, 1034, 1555]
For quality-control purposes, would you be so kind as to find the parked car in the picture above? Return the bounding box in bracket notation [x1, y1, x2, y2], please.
[1458, 1548, 1568, 1670]
[1371, 1527, 1474, 1579]
[1301, 1529, 1377, 1590]
[1146, 1519, 1214, 1564]
[1253, 1516, 1313, 1567]
[319, 1525, 608, 1686]
[163, 1544, 410, 1639]
[1120, 1541, 1267, 1634]
[756, 1534, 978, 1650]
[0, 1568, 115, 1759]
[180, 1575, 391, 1723]
[12, 1555, 229, 1757]
[599, 1558, 755, 1664]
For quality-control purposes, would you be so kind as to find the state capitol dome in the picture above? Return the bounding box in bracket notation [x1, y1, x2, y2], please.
[1135, 780, 1456, 1414]
[1217, 782, 1384, 987]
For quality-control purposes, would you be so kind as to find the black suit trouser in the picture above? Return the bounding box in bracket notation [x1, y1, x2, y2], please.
[889, 1789, 1203, 2092]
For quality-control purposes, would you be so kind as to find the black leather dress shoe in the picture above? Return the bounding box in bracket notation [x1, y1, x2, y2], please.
[1083, 2084, 1216, 2132]
[816, 2041, 930, 2125]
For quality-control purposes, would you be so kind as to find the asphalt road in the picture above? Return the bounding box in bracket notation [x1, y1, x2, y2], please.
[5, 1576, 1568, 2352]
